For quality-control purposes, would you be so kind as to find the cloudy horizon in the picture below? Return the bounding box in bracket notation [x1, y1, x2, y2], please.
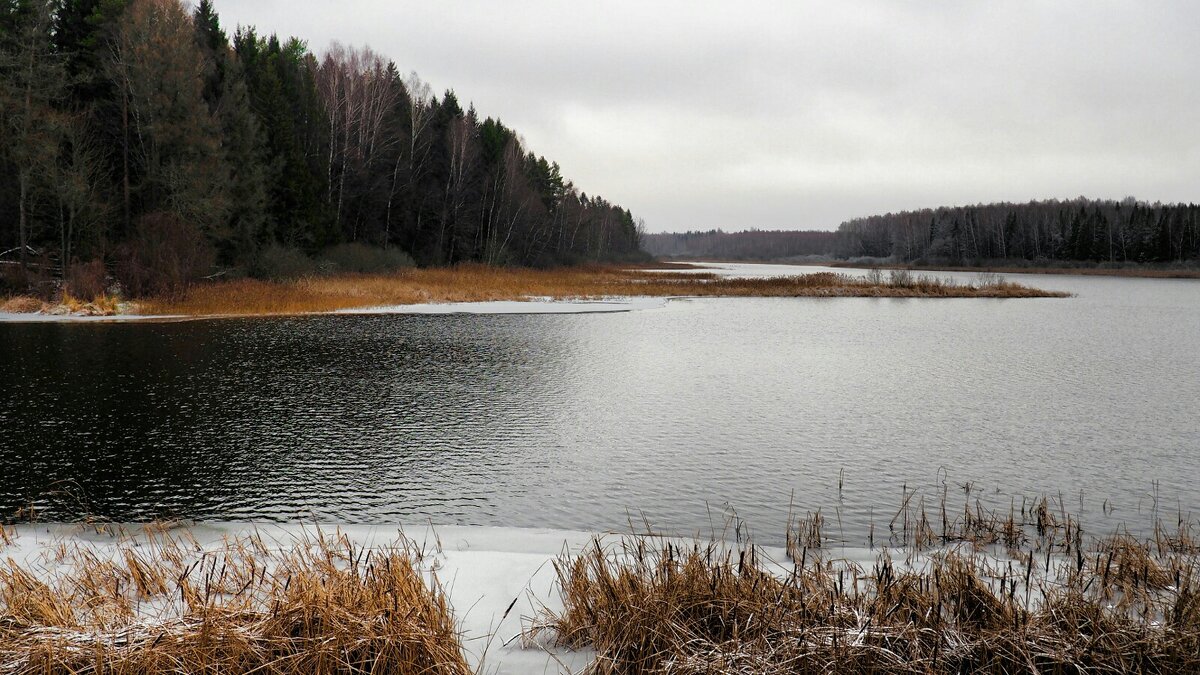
[211, 0, 1199, 232]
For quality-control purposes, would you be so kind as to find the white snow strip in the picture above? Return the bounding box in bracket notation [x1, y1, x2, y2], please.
[335, 296, 669, 315]
[0, 297, 668, 323]
[2, 522, 1042, 673]
[0, 311, 185, 323]
[2, 523, 601, 674]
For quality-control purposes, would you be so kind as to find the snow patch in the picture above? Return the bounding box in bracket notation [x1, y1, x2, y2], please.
[0, 311, 184, 323]
[335, 296, 669, 315]
[3, 523, 600, 674]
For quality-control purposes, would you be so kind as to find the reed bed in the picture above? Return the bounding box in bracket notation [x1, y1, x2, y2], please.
[139, 265, 1066, 316]
[0, 296, 47, 314]
[0, 293, 122, 316]
[533, 494, 1200, 674]
[0, 525, 469, 674]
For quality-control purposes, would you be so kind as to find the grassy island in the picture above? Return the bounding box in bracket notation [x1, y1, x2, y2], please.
[130, 265, 1068, 317]
[0, 265, 1069, 318]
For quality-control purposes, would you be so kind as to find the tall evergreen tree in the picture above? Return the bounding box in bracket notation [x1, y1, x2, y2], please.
[193, 0, 266, 265]
[107, 0, 229, 238]
[3, 0, 649, 297]
[0, 0, 67, 274]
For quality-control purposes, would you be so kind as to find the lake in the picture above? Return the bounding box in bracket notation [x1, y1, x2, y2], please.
[2, 263, 1197, 545]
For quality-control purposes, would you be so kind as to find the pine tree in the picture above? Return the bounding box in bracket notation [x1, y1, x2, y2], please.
[194, 0, 267, 266]
[107, 0, 229, 239]
[0, 0, 67, 274]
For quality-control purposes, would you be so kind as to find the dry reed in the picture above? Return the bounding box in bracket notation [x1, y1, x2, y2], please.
[0, 526, 469, 674]
[140, 265, 1068, 317]
[0, 292, 119, 316]
[0, 296, 45, 314]
[533, 494, 1200, 674]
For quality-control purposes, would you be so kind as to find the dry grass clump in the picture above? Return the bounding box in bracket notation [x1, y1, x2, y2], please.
[534, 507, 1200, 674]
[0, 526, 469, 674]
[139, 264, 1067, 316]
[0, 295, 46, 313]
[786, 509, 825, 558]
[0, 292, 120, 316]
[55, 291, 121, 316]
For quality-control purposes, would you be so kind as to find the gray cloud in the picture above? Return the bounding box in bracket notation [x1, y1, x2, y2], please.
[212, 0, 1200, 231]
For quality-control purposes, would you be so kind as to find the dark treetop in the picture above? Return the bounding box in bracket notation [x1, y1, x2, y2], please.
[0, 0, 645, 296]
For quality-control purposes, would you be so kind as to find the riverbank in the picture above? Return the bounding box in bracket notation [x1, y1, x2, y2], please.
[0, 264, 1068, 320]
[2, 511, 1196, 674]
[825, 261, 1200, 279]
[0, 523, 597, 674]
[670, 257, 1200, 279]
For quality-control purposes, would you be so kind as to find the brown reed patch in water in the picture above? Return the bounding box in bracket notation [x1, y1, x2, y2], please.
[0, 527, 469, 674]
[532, 493, 1200, 674]
[138, 264, 1068, 316]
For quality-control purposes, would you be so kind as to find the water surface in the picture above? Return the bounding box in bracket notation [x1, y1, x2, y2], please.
[2, 264, 1197, 544]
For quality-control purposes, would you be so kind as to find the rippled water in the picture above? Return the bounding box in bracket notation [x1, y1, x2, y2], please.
[2, 264, 1198, 545]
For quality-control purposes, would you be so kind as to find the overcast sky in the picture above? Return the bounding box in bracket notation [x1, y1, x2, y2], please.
[212, 1, 1198, 232]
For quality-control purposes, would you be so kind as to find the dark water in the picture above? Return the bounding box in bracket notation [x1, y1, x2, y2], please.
[2, 266, 1198, 544]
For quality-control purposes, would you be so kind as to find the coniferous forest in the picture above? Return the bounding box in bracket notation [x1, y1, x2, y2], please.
[642, 229, 836, 261]
[0, 0, 646, 297]
[835, 198, 1200, 265]
[647, 199, 1200, 267]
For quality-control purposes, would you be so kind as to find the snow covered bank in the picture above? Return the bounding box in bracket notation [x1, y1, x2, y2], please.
[2, 523, 603, 674]
[2, 521, 1115, 673]
[0, 311, 184, 323]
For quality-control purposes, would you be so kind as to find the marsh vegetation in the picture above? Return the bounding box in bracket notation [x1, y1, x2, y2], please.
[532, 495, 1200, 674]
[4, 488, 1191, 674]
[126, 266, 1066, 317]
[0, 525, 469, 674]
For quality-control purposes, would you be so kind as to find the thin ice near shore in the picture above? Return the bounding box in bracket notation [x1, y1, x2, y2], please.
[0, 523, 1010, 674]
[7, 519, 1180, 674]
[1, 523, 601, 674]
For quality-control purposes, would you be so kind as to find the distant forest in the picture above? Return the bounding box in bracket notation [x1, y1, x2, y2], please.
[649, 199, 1200, 266]
[0, 0, 644, 296]
[642, 230, 835, 260]
[837, 198, 1200, 265]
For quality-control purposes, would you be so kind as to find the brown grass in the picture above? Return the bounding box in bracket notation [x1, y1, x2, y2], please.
[0, 292, 120, 316]
[59, 291, 121, 316]
[0, 526, 469, 674]
[0, 295, 46, 313]
[140, 265, 1068, 316]
[532, 495, 1200, 674]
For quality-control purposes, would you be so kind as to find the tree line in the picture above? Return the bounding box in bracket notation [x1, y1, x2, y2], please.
[837, 198, 1200, 265]
[642, 229, 835, 260]
[0, 0, 645, 297]
[645, 198, 1200, 266]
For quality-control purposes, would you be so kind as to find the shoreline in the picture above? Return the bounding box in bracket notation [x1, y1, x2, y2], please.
[0, 264, 1068, 322]
[663, 257, 1200, 278]
[4, 517, 1195, 673]
[0, 296, 673, 324]
[1, 522, 602, 674]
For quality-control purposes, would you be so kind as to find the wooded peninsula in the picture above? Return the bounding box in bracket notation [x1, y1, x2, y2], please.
[5, 0, 1153, 314]
[0, 0, 645, 302]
